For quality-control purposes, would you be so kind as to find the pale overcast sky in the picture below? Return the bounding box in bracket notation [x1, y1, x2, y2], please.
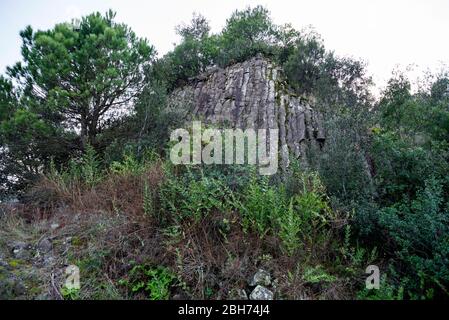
[1, 0, 448, 91]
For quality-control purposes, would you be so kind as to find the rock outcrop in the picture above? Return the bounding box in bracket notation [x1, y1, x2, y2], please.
[169, 54, 325, 168]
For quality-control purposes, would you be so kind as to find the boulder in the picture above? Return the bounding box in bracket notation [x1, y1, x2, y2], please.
[250, 285, 274, 300]
[249, 269, 271, 287]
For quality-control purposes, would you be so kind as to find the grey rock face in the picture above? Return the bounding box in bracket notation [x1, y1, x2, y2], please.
[250, 285, 274, 300]
[169, 55, 325, 169]
[235, 289, 248, 300]
[249, 269, 271, 287]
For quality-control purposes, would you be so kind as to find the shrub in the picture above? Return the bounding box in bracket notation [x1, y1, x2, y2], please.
[110, 153, 143, 176]
[80, 145, 103, 187]
[61, 286, 80, 300]
[311, 112, 375, 205]
[46, 144, 103, 190]
[376, 177, 449, 298]
[195, 164, 255, 193]
[142, 180, 153, 217]
[110, 149, 160, 176]
[34, 148, 165, 218]
[371, 131, 448, 205]
[338, 225, 378, 274]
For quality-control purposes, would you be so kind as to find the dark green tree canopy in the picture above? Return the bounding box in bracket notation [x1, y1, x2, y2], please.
[7, 10, 155, 146]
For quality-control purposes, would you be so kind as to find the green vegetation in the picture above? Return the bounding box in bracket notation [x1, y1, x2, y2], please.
[0, 6, 448, 300]
[61, 286, 80, 300]
[119, 264, 177, 300]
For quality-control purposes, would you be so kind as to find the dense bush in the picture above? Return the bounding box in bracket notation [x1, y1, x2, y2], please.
[376, 178, 449, 298]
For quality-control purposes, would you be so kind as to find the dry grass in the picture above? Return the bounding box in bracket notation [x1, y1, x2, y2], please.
[2, 160, 362, 300]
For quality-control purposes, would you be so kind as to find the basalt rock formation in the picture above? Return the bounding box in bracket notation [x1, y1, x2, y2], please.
[169, 54, 325, 168]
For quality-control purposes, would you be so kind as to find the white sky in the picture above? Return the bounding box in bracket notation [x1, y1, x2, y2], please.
[1, 0, 448, 92]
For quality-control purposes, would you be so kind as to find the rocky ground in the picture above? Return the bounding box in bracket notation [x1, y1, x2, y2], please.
[1, 202, 312, 300]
